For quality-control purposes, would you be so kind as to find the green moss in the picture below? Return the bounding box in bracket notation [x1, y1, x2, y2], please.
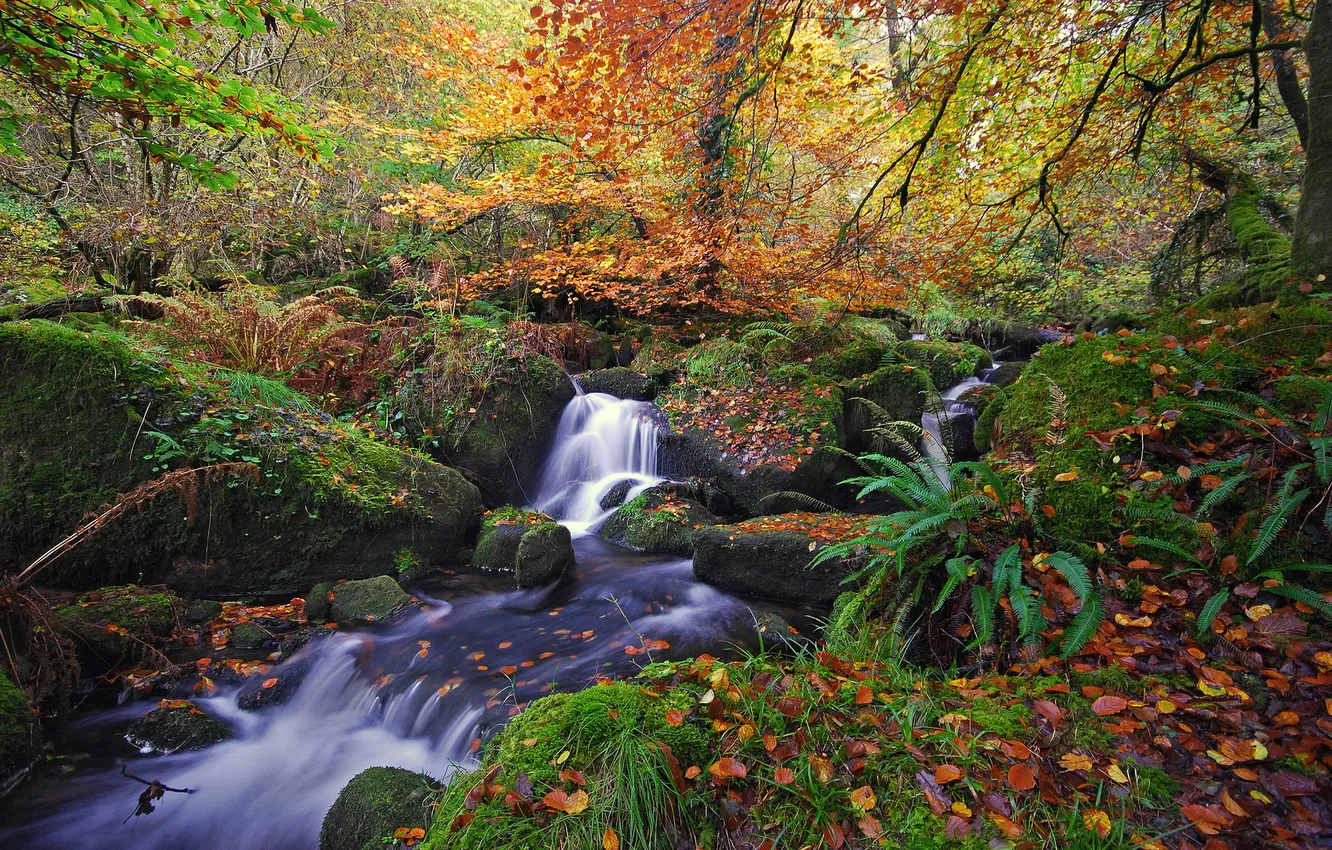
[599, 488, 715, 556]
[0, 670, 37, 782]
[321, 767, 442, 850]
[897, 339, 992, 388]
[880, 804, 987, 850]
[682, 338, 758, 388]
[810, 337, 889, 379]
[962, 697, 1033, 741]
[56, 586, 178, 662]
[1128, 761, 1181, 805]
[973, 390, 1006, 453]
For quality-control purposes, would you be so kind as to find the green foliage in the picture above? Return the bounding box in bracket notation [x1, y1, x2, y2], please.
[0, 0, 334, 185]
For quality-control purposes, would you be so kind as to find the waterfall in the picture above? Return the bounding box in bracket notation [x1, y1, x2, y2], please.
[920, 366, 999, 480]
[532, 392, 664, 532]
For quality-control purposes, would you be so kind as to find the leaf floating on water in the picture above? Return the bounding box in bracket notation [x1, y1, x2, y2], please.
[261, 678, 278, 689]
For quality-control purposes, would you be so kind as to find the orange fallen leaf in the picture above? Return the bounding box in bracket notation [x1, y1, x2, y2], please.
[1091, 695, 1127, 716]
[1008, 764, 1036, 791]
[665, 709, 683, 727]
[934, 764, 963, 784]
[261, 678, 278, 689]
[773, 767, 795, 785]
[602, 828, 619, 850]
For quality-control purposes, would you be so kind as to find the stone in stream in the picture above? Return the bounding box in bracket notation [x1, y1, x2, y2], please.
[577, 367, 658, 400]
[227, 621, 272, 650]
[598, 482, 717, 557]
[305, 581, 334, 621]
[692, 517, 868, 605]
[0, 670, 39, 795]
[328, 576, 412, 624]
[182, 599, 223, 626]
[55, 585, 178, 669]
[125, 702, 233, 753]
[473, 509, 575, 588]
[598, 478, 635, 510]
[320, 767, 443, 850]
[236, 656, 314, 711]
[840, 365, 931, 455]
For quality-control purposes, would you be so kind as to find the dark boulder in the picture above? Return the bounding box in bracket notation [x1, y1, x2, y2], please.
[126, 702, 232, 753]
[320, 767, 443, 850]
[579, 368, 657, 400]
[328, 576, 411, 624]
[985, 360, 1026, 388]
[182, 600, 223, 626]
[598, 479, 635, 510]
[598, 483, 718, 556]
[692, 519, 866, 604]
[0, 671, 38, 794]
[56, 586, 178, 668]
[228, 621, 272, 650]
[473, 509, 575, 588]
[237, 656, 313, 711]
[841, 365, 931, 455]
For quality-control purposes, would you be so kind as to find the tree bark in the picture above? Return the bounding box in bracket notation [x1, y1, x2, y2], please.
[1260, 0, 1310, 148]
[1292, 0, 1332, 278]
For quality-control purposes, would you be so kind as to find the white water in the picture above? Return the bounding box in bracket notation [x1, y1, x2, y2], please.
[532, 391, 664, 533]
[2, 390, 797, 850]
[920, 363, 1001, 481]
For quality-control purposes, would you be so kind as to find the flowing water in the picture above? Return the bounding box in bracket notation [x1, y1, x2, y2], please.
[0, 393, 806, 850]
[919, 365, 1000, 480]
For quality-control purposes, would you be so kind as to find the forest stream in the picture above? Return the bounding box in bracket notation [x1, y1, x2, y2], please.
[0, 392, 812, 850]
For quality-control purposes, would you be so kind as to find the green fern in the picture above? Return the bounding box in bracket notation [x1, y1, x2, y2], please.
[1059, 596, 1104, 658]
[1266, 585, 1332, 621]
[1043, 551, 1093, 603]
[1248, 466, 1311, 564]
[971, 585, 995, 646]
[1130, 536, 1203, 566]
[1196, 588, 1230, 637]
[759, 491, 837, 512]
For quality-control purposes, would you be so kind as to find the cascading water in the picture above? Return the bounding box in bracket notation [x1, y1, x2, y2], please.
[0, 393, 803, 850]
[919, 363, 1002, 480]
[532, 390, 664, 532]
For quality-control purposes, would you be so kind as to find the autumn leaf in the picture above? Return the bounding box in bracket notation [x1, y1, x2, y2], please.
[707, 757, 747, 781]
[934, 764, 963, 784]
[261, 678, 278, 689]
[1091, 695, 1127, 716]
[664, 709, 683, 726]
[1083, 809, 1112, 838]
[854, 684, 873, 705]
[849, 785, 876, 811]
[1007, 764, 1036, 791]
[602, 827, 619, 850]
[1059, 752, 1093, 771]
[773, 767, 795, 785]
[1053, 469, 1078, 482]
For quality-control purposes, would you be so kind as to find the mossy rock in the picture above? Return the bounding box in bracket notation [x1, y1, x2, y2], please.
[182, 599, 223, 626]
[474, 509, 575, 587]
[578, 367, 656, 400]
[598, 483, 717, 556]
[810, 336, 890, 380]
[692, 519, 864, 604]
[328, 576, 411, 623]
[897, 339, 993, 388]
[842, 365, 930, 454]
[0, 670, 38, 793]
[0, 321, 482, 596]
[436, 355, 575, 506]
[305, 581, 334, 621]
[514, 522, 575, 588]
[56, 585, 178, 666]
[125, 702, 233, 753]
[320, 766, 443, 850]
[229, 621, 271, 650]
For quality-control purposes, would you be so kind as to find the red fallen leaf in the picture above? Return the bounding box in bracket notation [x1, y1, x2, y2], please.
[1091, 695, 1128, 716]
[558, 768, 587, 786]
[823, 822, 845, 849]
[1263, 772, 1321, 797]
[999, 740, 1031, 760]
[657, 741, 687, 794]
[945, 815, 971, 839]
[935, 764, 963, 784]
[774, 767, 796, 785]
[449, 812, 474, 833]
[503, 790, 532, 815]
[915, 770, 951, 816]
[664, 709, 684, 726]
[708, 757, 747, 781]
[1032, 699, 1064, 725]
[855, 685, 873, 705]
[858, 814, 884, 840]
[261, 678, 278, 689]
[845, 739, 880, 757]
[989, 813, 1023, 839]
[464, 782, 485, 811]
[1180, 803, 1233, 829]
[1008, 764, 1036, 791]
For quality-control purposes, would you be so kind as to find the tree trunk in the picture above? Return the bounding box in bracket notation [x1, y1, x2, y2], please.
[1261, 0, 1310, 149]
[1292, 0, 1332, 279]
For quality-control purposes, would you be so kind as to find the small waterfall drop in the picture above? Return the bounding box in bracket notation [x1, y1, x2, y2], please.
[532, 391, 664, 532]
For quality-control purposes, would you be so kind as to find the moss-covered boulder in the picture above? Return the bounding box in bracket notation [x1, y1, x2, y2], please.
[474, 509, 574, 588]
[126, 701, 232, 753]
[841, 365, 931, 454]
[810, 336, 890, 379]
[435, 355, 575, 506]
[305, 581, 334, 621]
[228, 621, 271, 650]
[578, 368, 657, 400]
[897, 339, 993, 388]
[56, 585, 177, 666]
[0, 320, 482, 596]
[328, 576, 411, 623]
[598, 483, 717, 556]
[320, 766, 443, 850]
[182, 599, 223, 626]
[692, 514, 869, 604]
[0, 670, 38, 794]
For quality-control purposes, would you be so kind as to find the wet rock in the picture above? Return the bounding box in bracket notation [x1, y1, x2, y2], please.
[55, 585, 178, 668]
[657, 432, 850, 516]
[126, 702, 232, 753]
[320, 766, 443, 850]
[985, 360, 1026, 388]
[598, 483, 717, 556]
[841, 365, 931, 455]
[693, 522, 864, 604]
[305, 582, 334, 621]
[751, 611, 816, 655]
[228, 622, 272, 650]
[598, 479, 635, 510]
[515, 522, 575, 588]
[897, 339, 994, 387]
[328, 576, 411, 624]
[237, 656, 313, 711]
[959, 321, 1053, 361]
[473, 509, 575, 588]
[182, 600, 223, 626]
[578, 367, 657, 400]
[278, 625, 334, 658]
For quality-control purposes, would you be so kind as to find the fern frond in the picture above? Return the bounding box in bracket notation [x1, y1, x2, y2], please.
[1277, 375, 1332, 430]
[1198, 470, 1255, 515]
[1196, 588, 1230, 637]
[1248, 467, 1311, 565]
[1130, 536, 1203, 566]
[971, 585, 995, 647]
[1266, 584, 1332, 622]
[1058, 596, 1104, 658]
[758, 491, 837, 512]
[1044, 551, 1093, 603]
[936, 556, 976, 613]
